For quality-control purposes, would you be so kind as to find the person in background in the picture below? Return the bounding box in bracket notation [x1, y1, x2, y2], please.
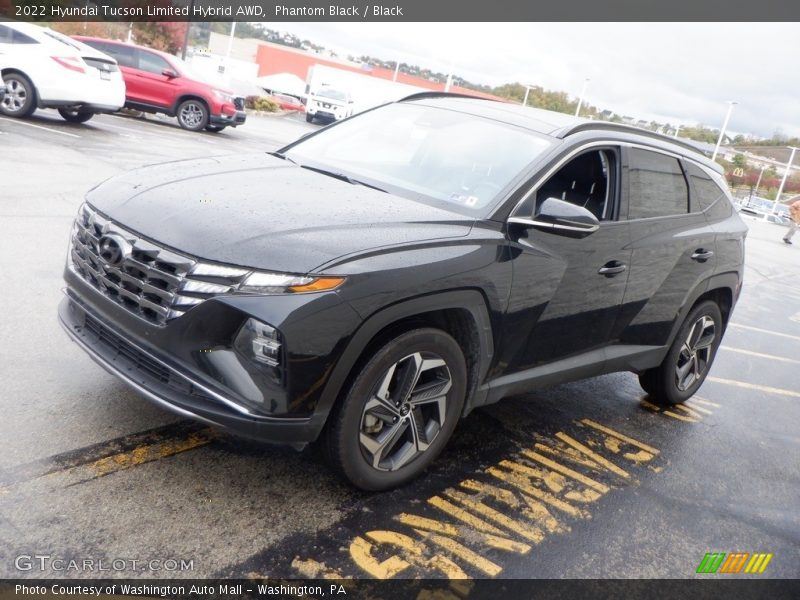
[783, 197, 800, 244]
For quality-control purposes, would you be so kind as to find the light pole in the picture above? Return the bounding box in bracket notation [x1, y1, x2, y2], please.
[522, 84, 534, 107]
[574, 78, 589, 117]
[711, 100, 737, 161]
[749, 164, 767, 202]
[771, 146, 799, 214]
[180, 0, 195, 60]
[673, 125, 681, 139]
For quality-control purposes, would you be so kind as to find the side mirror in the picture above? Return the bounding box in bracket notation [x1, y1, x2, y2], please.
[162, 68, 178, 79]
[509, 197, 600, 238]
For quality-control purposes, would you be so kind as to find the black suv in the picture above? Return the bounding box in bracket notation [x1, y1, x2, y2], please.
[59, 93, 746, 490]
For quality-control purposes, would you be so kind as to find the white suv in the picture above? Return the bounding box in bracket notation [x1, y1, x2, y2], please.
[0, 22, 125, 123]
[305, 87, 353, 123]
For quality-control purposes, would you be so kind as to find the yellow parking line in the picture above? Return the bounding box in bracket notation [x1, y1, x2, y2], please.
[673, 404, 704, 419]
[690, 397, 720, 408]
[729, 323, 800, 342]
[580, 420, 660, 455]
[555, 432, 630, 478]
[683, 401, 713, 415]
[707, 377, 800, 398]
[520, 450, 609, 493]
[721, 346, 800, 364]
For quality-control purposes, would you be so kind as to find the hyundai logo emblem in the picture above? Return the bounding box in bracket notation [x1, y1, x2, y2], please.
[97, 233, 130, 267]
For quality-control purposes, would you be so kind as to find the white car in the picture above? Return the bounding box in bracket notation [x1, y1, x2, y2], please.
[305, 87, 353, 123]
[0, 22, 125, 123]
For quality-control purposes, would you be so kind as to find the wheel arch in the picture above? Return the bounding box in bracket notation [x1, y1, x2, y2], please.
[171, 94, 210, 117]
[666, 272, 739, 350]
[311, 290, 494, 438]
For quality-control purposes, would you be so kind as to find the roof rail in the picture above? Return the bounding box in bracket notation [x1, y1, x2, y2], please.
[398, 91, 500, 103]
[557, 121, 706, 155]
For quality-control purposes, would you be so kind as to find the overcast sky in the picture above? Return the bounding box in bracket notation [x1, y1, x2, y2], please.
[269, 22, 799, 138]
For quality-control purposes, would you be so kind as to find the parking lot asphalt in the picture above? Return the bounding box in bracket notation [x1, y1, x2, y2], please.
[0, 109, 798, 581]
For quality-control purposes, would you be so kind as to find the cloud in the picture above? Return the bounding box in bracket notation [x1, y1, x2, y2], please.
[269, 22, 800, 137]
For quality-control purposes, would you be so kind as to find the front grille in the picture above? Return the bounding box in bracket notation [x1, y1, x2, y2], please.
[69, 204, 250, 325]
[233, 96, 245, 110]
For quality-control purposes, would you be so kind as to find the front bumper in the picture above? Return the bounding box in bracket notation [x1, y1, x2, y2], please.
[59, 293, 322, 446]
[210, 110, 246, 127]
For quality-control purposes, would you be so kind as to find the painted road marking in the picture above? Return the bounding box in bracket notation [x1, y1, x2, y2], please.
[640, 399, 702, 422]
[0, 421, 214, 490]
[720, 345, 800, 365]
[0, 116, 81, 138]
[292, 419, 663, 581]
[729, 322, 800, 342]
[690, 397, 720, 408]
[707, 377, 800, 398]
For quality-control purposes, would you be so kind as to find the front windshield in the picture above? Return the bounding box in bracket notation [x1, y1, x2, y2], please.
[316, 89, 348, 101]
[284, 102, 552, 214]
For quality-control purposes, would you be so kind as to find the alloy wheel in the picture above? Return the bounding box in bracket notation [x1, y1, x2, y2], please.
[2, 79, 27, 113]
[359, 351, 451, 472]
[675, 315, 716, 391]
[179, 102, 204, 128]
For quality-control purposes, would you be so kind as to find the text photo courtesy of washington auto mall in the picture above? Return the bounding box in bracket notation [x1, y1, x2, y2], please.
[0, 1, 799, 599]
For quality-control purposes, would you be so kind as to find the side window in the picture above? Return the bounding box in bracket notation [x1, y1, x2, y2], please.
[0, 26, 38, 45]
[137, 51, 171, 75]
[535, 149, 617, 220]
[96, 42, 136, 68]
[627, 148, 689, 219]
[686, 163, 726, 211]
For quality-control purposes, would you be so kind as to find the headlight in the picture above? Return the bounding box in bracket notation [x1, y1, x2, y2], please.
[238, 272, 345, 294]
[213, 89, 234, 103]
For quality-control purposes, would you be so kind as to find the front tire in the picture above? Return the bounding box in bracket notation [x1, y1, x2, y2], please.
[176, 99, 209, 131]
[0, 73, 36, 118]
[205, 125, 226, 133]
[323, 328, 467, 491]
[639, 300, 722, 406]
[58, 108, 94, 123]
[305, 113, 314, 123]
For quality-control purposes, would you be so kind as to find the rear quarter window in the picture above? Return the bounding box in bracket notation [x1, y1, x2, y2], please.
[92, 41, 137, 68]
[686, 162, 733, 219]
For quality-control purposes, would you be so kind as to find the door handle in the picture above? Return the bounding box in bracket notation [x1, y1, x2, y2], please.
[598, 260, 627, 277]
[691, 249, 714, 262]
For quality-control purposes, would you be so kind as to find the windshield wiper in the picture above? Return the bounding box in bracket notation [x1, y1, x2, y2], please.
[269, 153, 386, 193]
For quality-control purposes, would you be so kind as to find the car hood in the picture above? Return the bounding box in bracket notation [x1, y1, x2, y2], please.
[85, 153, 475, 273]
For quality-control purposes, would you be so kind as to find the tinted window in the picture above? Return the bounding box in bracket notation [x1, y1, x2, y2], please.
[686, 162, 724, 211]
[92, 42, 136, 68]
[628, 148, 688, 219]
[0, 25, 38, 45]
[138, 51, 171, 75]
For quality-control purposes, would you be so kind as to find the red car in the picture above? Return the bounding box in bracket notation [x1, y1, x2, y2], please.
[73, 36, 246, 132]
[270, 93, 305, 112]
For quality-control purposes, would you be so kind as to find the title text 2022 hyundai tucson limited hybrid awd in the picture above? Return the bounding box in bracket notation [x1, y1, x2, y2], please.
[59, 93, 746, 490]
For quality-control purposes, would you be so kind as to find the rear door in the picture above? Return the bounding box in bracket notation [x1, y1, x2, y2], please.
[616, 147, 718, 348]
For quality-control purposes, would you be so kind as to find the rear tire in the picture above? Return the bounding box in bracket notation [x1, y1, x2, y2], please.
[323, 328, 467, 491]
[176, 99, 208, 131]
[0, 73, 36, 118]
[639, 300, 722, 406]
[58, 108, 94, 123]
[305, 113, 314, 123]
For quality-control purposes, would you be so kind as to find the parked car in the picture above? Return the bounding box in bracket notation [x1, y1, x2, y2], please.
[0, 22, 124, 123]
[270, 93, 305, 112]
[73, 36, 246, 132]
[305, 87, 352, 123]
[59, 93, 746, 490]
